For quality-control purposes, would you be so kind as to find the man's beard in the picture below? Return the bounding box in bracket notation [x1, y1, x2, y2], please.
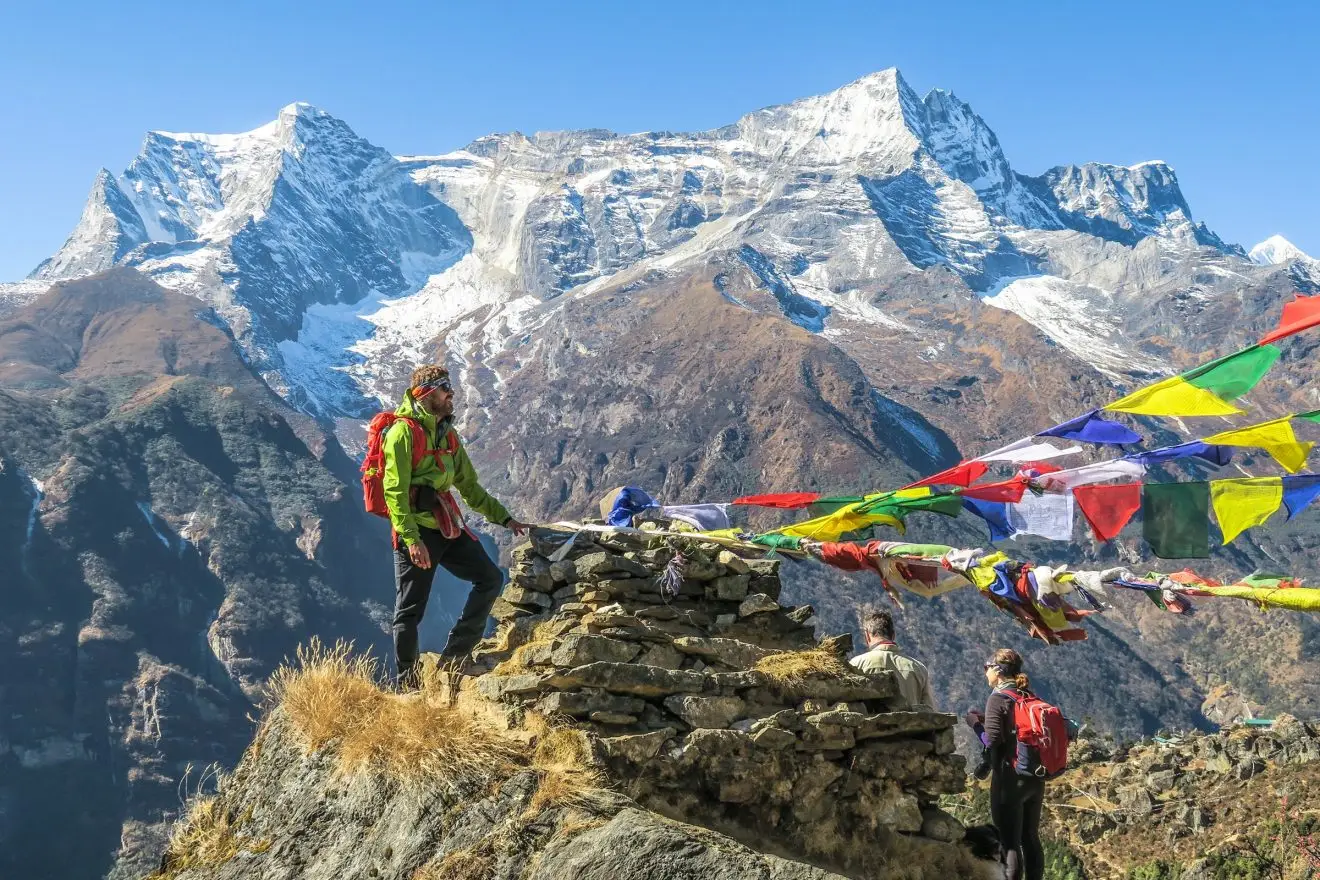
[432, 400, 454, 420]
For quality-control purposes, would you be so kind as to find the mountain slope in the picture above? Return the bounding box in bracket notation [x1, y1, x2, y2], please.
[0, 269, 398, 880]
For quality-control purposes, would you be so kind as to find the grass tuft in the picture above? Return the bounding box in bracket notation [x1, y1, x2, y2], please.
[148, 798, 269, 879]
[753, 647, 853, 683]
[268, 637, 523, 786]
[528, 726, 606, 813]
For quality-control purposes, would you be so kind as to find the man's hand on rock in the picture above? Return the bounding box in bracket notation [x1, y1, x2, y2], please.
[504, 518, 532, 536]
[408, 541, 432, 569]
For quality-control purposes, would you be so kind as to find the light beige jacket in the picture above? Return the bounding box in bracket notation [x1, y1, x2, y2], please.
[849, 643, 936, 710]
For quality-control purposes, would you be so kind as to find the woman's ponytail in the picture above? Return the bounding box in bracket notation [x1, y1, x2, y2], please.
[992, 648, 1029, 691]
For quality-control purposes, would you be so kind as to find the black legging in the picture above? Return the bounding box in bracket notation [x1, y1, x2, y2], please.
[991, 771, 1045, 880]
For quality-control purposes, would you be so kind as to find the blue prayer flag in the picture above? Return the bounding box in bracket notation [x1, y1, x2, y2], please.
[1282, 475, 1320, 521]
[1038, 409, 1142, 446]
[961, 497, 1015, 543]
[1125, 441, 1233, 467]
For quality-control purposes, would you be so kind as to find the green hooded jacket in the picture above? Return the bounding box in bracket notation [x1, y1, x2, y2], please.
[382, 390, 512, 546]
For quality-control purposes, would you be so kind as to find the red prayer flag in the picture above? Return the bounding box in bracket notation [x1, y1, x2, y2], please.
[958, 477, 1029, 503]
[1260, 294, 1320, 345]
[906, 460, 989, 490]
[1072, 483, 1142, 541]
[731, 492, 821, 509]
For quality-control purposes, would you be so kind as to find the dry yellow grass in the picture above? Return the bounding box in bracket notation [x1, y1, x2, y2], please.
[527, 727, 606, 813]
[412, 849, 495, 880]
[148, 797, 270, 879]
[753, 647, 853, 683]
[268, 638, 524, 786]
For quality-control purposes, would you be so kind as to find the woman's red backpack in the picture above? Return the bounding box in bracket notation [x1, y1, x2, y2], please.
[361, 413, 427, 517]
[1004, 690, 1070, 778]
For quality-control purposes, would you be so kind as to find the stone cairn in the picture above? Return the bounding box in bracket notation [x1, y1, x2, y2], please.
[437, 525, 968, 865]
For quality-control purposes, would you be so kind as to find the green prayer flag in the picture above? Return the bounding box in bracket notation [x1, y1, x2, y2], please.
[1142, 482, 1211, 559]
[1297, 410, 1320, 424]
[870, 493, 965, 519]
[751, 534, 802, 551]
[807, 497, 865, 517]
[1184, 344, 1280, 398]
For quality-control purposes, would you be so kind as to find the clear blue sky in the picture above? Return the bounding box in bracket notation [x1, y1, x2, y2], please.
[2, 0, 1317, 280]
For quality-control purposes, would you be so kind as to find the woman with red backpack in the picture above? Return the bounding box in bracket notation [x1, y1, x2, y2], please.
[968, 649, 1073, 880]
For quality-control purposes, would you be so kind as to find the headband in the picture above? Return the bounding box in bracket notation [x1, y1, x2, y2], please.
[413, 377, 453, 401]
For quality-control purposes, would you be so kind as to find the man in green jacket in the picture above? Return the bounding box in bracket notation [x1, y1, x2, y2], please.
[383, 364, 529, 686]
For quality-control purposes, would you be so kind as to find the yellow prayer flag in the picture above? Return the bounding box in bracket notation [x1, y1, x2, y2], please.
[1196, 584, 1320, 612]
[778, 503, 904, 541]
[1210, 477, 1283, 544]
[1103, 376, 1245, 417]
[1204, 417, 1315, 473]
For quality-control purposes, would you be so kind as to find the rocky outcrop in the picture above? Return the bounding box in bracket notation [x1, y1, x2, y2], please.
[1027, 716, 1320, 879]
[148, 525, 995, 880]
[431, 527, 973, 875]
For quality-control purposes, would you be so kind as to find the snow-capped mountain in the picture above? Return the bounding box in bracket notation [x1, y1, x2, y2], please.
[18, 69, 1303, 418]
[1251, 234, 1314, 266]
[28, 103, 469, 412]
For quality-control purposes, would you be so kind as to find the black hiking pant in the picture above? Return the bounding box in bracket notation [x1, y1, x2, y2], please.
[991, 771, 1045, 880]
[392, 526, 503, 685]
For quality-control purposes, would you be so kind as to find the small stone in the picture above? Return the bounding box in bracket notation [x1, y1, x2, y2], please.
[588, 711, 638, 725]
[600, 728, 676, 763]
[920, 806, 964, 843]
[503, 586, 553, 609]
[581, 609, 643, 629]
[710, 574, 750, 601]
[750, 727, 797, 750]
[534, 690, 646, 719]
[491, 598, 535, 621]
[805, 709, 864, 727]
[798, 719, 855, 751]
[672, 636, 773, 669]
[636, 642, 685, 670]
[558, 602, 590, 614]
[682, 556, 723, 581]
[578, 591, 610, 603]
[786, 604, 815, 624]
[664, 695, 747, 729]
[547, 662, 706, 697]
[737, 593, 779, 617]
[717, 550, 750, 574]
[636, 606, 678, 621]
[854, 710, 955, 741]
[551, 634, 641, 667]
[476, 673, 547, 701]
[549, 559, 578, 584]
[714, 613, 737, 628]
[575, 551, 652, 578]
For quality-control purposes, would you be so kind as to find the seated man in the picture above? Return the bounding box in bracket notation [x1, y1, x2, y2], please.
[849, 607, 937, 710]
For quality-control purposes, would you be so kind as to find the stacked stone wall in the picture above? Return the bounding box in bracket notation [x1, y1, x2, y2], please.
[442, 526, 969, 865]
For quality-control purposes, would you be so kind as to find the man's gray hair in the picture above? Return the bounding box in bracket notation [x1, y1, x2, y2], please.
[858, 604, 895, 640]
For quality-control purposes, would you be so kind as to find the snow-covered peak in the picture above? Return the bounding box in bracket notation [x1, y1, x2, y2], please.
[1016, 159, 1202, 245]
[32, 169, 147, 280]
[1250, 234, 1313, 265]
[920, 88, 1012, 195]
[729, 67, 926, 169]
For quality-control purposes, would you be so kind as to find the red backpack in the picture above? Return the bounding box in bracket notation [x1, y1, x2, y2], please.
[360, 412, 458, 517]
[1004, 690, 1070, 778]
